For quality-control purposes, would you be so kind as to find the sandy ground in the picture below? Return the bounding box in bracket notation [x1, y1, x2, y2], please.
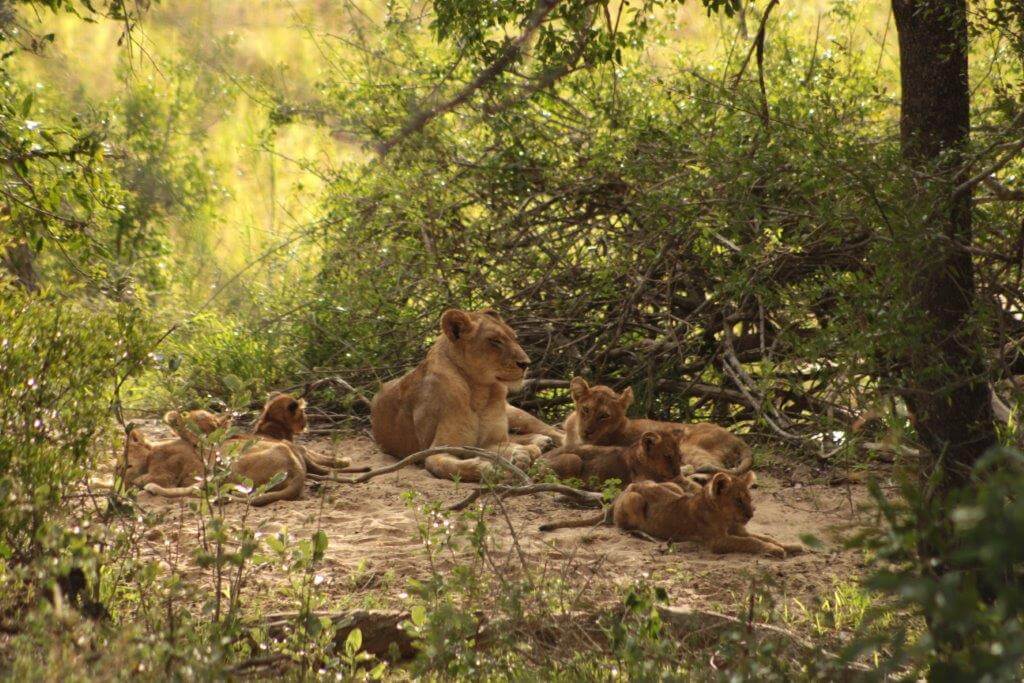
[120, 423, 874, 623]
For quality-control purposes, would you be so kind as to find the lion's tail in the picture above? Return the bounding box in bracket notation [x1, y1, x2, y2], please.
[693, 443, 753, 476]
[538, 508, 611, 532]
[143, 482, 200, 498]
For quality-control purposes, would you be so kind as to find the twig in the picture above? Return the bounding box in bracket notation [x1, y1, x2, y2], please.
[378, 0, 562, 156]
[298, 376, 372, 408]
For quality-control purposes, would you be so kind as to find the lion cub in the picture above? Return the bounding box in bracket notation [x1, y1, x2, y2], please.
[542, 472, 802, 558]
[120, 410, 228, 491]
[538, 430, 685, 490]
[614, 473, 802, 557]
[565, 377, 752, 475]
[133, 395, 311, 506]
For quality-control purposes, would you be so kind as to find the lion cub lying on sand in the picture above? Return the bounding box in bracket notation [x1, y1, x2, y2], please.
[126, 394, 350, 506]
[121, 409, 228, 493]
[538, 430, 685, 490]
[565, 377, 753, 475]
[371, 308, 562, 482]
[541, 472, 803, 558]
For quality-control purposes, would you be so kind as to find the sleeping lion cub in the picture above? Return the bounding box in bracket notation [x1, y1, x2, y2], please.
[565, 377, 753, 475]
[126, 395, 312, 506]
[538, 430, 686, 490]
[541, 471, 803, 558]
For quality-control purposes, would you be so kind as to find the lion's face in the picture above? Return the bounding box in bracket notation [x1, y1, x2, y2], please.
[260, 393, 308, 436]
[440, 308, 530, 389]
[630, 430, 684, 481]
[569, 377, 631, 442]
[120, 429, 153, 486]
[705, 471, 756, 525]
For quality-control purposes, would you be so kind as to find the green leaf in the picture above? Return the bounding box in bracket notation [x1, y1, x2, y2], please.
[312, 529, 328, 561]
[222, 373, 245, 394]
[345, 627, 363, 656]
[410, 604, 426, 627]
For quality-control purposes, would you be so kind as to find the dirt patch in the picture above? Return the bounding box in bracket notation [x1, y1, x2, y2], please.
[120, 425, 874, 619]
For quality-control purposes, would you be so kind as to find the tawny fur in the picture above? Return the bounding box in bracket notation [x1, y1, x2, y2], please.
[164, 409, 231, 447]
[538, 430, 686, 490]
[136, 394, 311, 506]
[121, 430, 207, 492]
[252, 393, 366, 475]
[541, 472, 802, 558]
[564, 377, 753, 475]
[611, 472, 803, 557]
[370, 308, 561, 482]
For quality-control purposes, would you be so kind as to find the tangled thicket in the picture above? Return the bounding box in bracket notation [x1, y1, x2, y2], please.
[306, 13, 1023, 456]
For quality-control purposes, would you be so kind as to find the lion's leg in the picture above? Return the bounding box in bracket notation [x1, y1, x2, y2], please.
[297, 443, 351, 470]
[709, 534, 786, 558]
[735, 528, 805, 556]
[506, 405, 565, 449]
[423, 442, 540, 483]
[536, 450, 584, 479]
[510, 432, 560, 450]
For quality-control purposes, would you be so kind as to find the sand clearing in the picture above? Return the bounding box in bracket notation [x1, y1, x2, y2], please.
[124, 423, 872, 616]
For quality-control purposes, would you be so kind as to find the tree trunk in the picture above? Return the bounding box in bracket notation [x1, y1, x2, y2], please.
[892, 0, 995, 489]
[2, 241, 39, 292]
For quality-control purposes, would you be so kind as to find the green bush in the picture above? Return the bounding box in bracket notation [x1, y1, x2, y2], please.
[142, 311, 303, 408]
[849, 448, 1024, 680]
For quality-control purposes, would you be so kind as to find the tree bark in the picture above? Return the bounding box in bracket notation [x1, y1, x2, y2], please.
[2, 241, 39, 292]
[892, 0, 996, 489]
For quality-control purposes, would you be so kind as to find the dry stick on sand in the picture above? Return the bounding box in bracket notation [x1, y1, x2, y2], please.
[327, 445, 605, 513]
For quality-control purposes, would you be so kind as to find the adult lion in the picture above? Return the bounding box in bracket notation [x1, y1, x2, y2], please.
[371, 308, 562, 481]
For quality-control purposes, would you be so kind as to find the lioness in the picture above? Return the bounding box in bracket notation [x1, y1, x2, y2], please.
[542, 472, 803, 558]
[538, 430, 685, 490]
[371, 308, 561, 481]
[565, 377, 752, 475]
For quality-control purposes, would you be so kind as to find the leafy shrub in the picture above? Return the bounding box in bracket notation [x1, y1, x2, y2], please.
[143, 311, 303, 408]
[849, 448, 1024, 680]
[0, 281, 154, 563]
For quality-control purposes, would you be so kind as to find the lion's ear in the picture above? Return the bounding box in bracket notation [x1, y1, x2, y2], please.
[619, 386, 634, 409]
[441, 309, 473, 342]
[128, 429, 148, 446]
[739, 471, 756, 488]
[640, 431, 658, 454]
[708, 472, 730, 498]
[569, 376, 589, 402]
